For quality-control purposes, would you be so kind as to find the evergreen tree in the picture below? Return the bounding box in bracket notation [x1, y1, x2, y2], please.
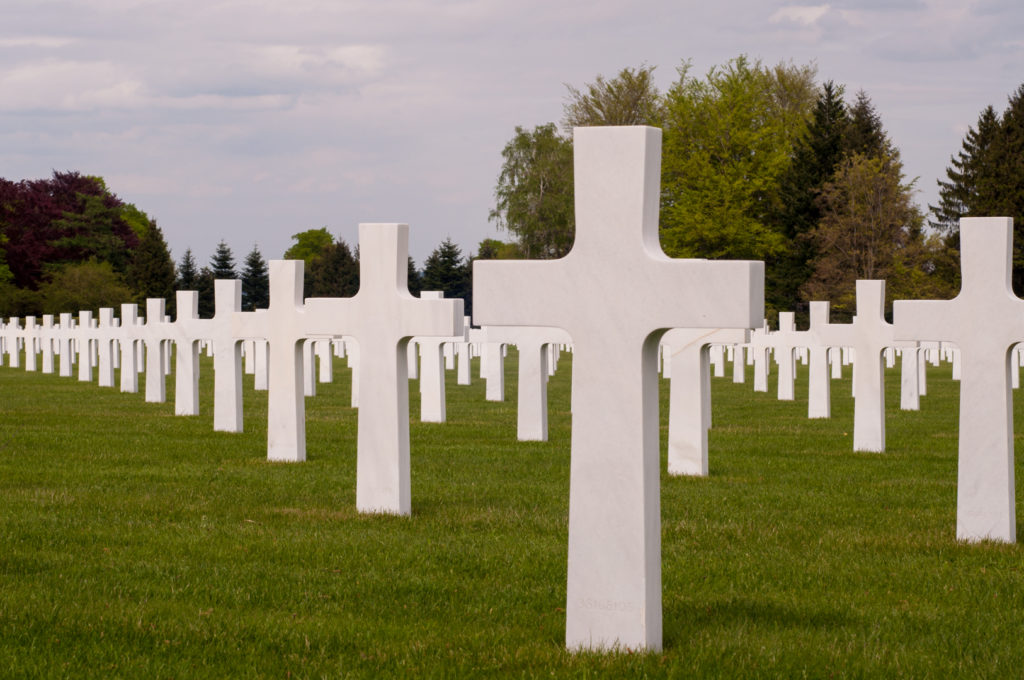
[125, 223, 175, 306]
[932, 85, 1024, 292]
[176, 248, 199, 290]
[845, 90, 890, 158]
[210, 240, 237, 279]
[307, 239, 359, 298]
[407, 257, 422, 297]
[196, 266, 215, 318]
[241, 245, 270, 311]
[421, 238, 471, 314]
[766, 80, 849, 314]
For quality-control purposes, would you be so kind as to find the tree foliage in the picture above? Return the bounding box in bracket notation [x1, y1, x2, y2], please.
[0, 171, 175, 315]
[562, 65, 665, 130]
[241, 245, 270, 311]
[209, 240, 237, 280]
[307, 239, 359, 298]
[801, 153, 931, 317]
[125, 223, 176, 306]
[283, 228, 334, 263]
[38, 260, 134, 315]
[660, 57, 817, 262]
[488, 124, 575, 259]
[932, 85, 1024, 292]
[421, 238, 471, 314]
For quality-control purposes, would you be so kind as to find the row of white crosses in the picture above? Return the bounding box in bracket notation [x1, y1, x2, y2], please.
[1, 126, 1020, 654]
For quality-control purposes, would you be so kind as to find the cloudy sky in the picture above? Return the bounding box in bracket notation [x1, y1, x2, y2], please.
[2, 0, 1022, 267]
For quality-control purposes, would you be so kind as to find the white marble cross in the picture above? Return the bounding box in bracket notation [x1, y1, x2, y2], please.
[304, 223, 463, 514]
[812, 281, 893, 452]
[119, 304, 141, 393]
[894, 217, 1024, 543]
[473, 126, 763, 652]
[171, 291, 205, 416]
[37, 315, 54, 374]
[76, 310, 95, 382]
[22, 317, 38, 372]
[233, 265, 309, 462]
[141, 299, 171, 402]
[95, 308, 118, 387]
[484, 325, 572, 442]
[806, 301, 833, 418]
[57, 313, 74, 377]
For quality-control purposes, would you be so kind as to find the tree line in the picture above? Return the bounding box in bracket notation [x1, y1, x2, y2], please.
[5, 59, 1022, 322]
[0, 174, 477, 319]
[486, 57, 1024, 321]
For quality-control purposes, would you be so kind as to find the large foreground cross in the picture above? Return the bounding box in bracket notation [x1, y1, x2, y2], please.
[473, 126, 763, 651]
[894, 217, 1024, 542]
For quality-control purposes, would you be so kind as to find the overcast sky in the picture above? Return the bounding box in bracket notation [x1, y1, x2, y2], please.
[2, 0, 1022, 267]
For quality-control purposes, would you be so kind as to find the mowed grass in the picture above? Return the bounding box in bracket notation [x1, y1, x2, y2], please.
[0, 347, 1023, 678]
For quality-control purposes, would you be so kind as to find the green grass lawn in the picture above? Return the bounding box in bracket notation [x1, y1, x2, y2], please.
[1, 348, 1022, 678]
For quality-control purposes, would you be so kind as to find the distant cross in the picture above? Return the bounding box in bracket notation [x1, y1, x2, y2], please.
[141, 299, 171, 403]
[171, 291, 204, 416]
[57, 313, 74, 377]
[807, 301, 833, 418]
[119, 304, 141, 393]
[811, 281, 893, 452]
[77, 310, 94, 382]
[894, 217, 1024, 543]
[484, 325, 573, 442]
[22, 317, 38, 372]
[5, 318, 21, 368]
[473, 126, 763, 651]
[40, 315, 55, 374]
[96, 308, 118, 387]
[233, 262, 310, 462]
[304, 223, 463, 514]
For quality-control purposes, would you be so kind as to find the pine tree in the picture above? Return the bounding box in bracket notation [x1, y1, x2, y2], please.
[196, 266, 215, 318]
[421, 238, 470, 314]
[209, 240, 237, 280]
[176, 248, 199, 290]
[241, 245, 270, 311]
[767, 80, 849, 314]
[930, 105, 1000, 235]
[845, 90, 890, 158]
[407, 257, 422, 297]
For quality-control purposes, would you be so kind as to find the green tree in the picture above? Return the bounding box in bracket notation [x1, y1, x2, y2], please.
[801, 152, 924, 318]
[931, 85, 1024, 292]
[241, 245, 270, 311]
[283, 227, 334, 263]
[930, 105, 1000, 235]
[475, 238, 522, 259]
[407, 257, 422, 297]
[125, 222, 175, 306]
[660, 56, 817, 263]
[38, 260, 134, 314]
[489, 124, 575, 259]
[176, 248, 199, 290]
[307, 239, 359, 298]
[766, 80, 850, 314]
[421, 238, 471, 314]
[562, 65, 665, 130]
[210, 240, 237, 280]
[195, 266, 215, 318]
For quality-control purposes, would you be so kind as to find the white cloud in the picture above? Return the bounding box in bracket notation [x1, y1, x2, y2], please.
[770, 5, 832, 26]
